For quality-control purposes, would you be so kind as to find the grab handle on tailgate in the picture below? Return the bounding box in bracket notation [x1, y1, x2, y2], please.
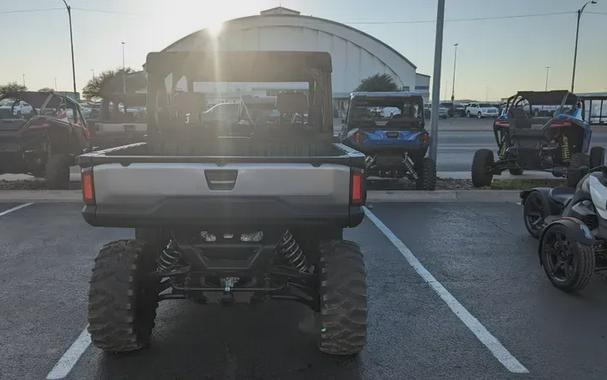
[204, 169, 238, 190]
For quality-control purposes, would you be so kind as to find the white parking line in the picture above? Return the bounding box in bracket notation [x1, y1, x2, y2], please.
[363, 207, 529, 374]
[46, 327, 91, 379]
[0, 202, 34, 217]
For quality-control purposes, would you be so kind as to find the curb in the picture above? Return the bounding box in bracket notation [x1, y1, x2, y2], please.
[0, 190, 82, 203]
[0, 189, 521, 203]
[367, 190, 520, 203]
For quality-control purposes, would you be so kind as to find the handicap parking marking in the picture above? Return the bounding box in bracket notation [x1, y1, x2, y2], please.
[46, 327, 91, 380]
[0, 202, 34, 216]
[363, 206, 529, 374]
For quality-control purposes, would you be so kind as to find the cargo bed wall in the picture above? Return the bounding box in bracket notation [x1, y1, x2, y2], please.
[145, 130, 340, 157]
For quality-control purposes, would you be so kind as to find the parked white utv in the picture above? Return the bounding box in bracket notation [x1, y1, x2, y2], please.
[79, 51, 368, 356]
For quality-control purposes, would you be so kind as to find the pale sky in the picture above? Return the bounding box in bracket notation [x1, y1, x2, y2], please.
[1, 0, 606, 100]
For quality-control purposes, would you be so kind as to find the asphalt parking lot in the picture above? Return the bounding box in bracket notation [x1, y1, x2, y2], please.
[3, 200, 607, 379]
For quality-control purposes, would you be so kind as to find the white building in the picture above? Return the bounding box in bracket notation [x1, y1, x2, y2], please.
[162, 6, 430, 105]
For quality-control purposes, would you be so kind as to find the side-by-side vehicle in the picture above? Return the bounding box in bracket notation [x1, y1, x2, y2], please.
[80, 51, 368, 356]
[341, 92, 436, 190]
[0, 91, 90, 188]
[472, 90, 604, 188]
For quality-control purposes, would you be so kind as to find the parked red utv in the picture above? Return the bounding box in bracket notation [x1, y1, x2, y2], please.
[0, 92, 90, 188]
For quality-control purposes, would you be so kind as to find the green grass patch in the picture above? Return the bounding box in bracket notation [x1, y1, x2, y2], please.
[490, 178, 565, 190]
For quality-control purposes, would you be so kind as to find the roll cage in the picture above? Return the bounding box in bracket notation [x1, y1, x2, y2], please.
[504, 90, 581, 118]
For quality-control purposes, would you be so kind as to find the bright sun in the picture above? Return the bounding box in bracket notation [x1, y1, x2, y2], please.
[207, 20, 224, 36]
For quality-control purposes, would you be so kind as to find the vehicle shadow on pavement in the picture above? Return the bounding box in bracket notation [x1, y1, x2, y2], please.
[90, 301, 363, 380]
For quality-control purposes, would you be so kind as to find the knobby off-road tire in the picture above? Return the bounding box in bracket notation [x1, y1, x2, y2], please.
[318, 240, 367, 356]
[590, 146, 605, 169]
[45, 154, 72, 189]
[415, 157, 437, 190]
[509, 167, 524, 175]
[471, 149, 494, 187]
[567, 153, 589, 188]
[88, 240, 160, 352]
[540, 224, 594, 292]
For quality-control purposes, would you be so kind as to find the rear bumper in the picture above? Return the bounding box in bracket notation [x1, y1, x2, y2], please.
[82, 198, 364, 228]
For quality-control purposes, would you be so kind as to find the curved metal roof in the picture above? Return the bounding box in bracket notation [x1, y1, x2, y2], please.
[162, 13, 416, 69]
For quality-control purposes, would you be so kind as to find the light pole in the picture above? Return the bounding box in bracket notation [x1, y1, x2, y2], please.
[571, 0, 597, 92]
[545, 66, 551, 91]
[429, 0, 445, 163]
[451, 43, 459, 108]
[60, 0, 77, 95]
[121, 42, 127, 94]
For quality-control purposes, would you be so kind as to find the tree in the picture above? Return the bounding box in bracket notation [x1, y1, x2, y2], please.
[82, 67, 134, 101]
[0, 82, 27, 96]
[355, 73, 398, 92]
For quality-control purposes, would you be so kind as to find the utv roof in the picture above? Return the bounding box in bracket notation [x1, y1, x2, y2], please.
[350, 91, 425, 99]
[0, 91, 79, 108]
[513, 90, 578, 105]
[145, 51, 332, 82]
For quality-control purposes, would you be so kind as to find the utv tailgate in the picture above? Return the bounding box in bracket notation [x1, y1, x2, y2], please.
[83, 162, 362, 227]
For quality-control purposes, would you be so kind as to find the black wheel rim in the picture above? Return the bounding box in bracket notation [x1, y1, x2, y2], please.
[543, 229, 575, 283]
[524, 195, 545, 233]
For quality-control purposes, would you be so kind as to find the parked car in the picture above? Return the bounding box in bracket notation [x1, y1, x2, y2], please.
[471, 90, 605, 188]
[423, 103, 449, 119]
[341, 92, 436, 189]
[0, 91, 90, 188]
[466, 102, 499, 118]
[79, 51, 368, 356]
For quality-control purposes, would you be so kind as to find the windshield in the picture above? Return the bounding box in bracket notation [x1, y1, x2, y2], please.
[348, 97, 422, 128]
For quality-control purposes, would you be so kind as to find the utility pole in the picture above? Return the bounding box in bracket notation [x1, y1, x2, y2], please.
[121, 41, 127, 94]
[429, 0, 445, 163]
[545, 66, 551, 91]
[61, 0, 77, 95]
[22, 74, 26, 88]
[571, 0, 597, 92]
[54, 77, 58, 90]
[451, 43, 459, 108]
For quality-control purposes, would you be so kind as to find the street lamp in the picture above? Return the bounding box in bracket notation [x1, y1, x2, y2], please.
[571, 0, 597, 92]
[451, 43, 459, 107]
[545, 66, 551, 91]
[121, 42, 126, 94]
[60, 0, 77, 95]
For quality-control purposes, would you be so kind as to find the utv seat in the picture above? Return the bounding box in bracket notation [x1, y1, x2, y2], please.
[549, 187, 575, 205]
[510, 108, 532, 129]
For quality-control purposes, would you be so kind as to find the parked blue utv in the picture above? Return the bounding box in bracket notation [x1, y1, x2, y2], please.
[472, 90, 605, 188]
[340, 92, 436, 190]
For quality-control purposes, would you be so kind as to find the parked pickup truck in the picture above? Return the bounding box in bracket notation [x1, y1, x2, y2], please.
[79, 51, 368, 356]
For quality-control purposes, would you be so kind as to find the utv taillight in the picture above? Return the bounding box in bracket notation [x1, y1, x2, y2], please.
[353, 131, 364, 145]
[81, 167, 95, 205]
[419, 132, 430, 145]
[550, 121, 573, 128]
[350, 169, 365, 205]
